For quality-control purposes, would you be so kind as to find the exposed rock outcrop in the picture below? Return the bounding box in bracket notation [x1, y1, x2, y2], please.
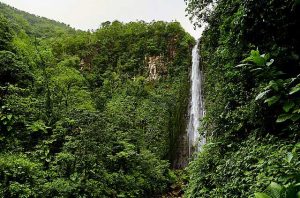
[145, 55, 167, 81]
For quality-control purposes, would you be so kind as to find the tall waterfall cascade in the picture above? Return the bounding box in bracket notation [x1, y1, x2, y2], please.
[187, 41, 205, 157]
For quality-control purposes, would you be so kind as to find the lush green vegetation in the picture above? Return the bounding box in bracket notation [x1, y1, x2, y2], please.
[1, 0, 300, 197]
[185, 0, 300, 197]
[0, 2, 195, 197]
[0, 3, 75, 38]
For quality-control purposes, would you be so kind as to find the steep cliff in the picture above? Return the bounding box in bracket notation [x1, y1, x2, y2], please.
[0, 4, 196, 196]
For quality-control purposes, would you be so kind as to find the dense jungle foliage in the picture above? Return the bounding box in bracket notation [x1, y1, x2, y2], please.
[0, 2, 195, 197]
[1, 0, 300, 197]
[185, 0, 300, 197]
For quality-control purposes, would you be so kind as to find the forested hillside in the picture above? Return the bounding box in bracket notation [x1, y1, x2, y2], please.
[0, 2, 75, 38]
[185, 0, 300, 197]
[0, 2, 195, 197]
[1, 0, 300, 197]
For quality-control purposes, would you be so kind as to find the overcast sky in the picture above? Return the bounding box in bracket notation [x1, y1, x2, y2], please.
[0, 0, 203, 38]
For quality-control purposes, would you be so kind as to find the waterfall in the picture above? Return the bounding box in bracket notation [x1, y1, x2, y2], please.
[187, 41, 205, 157]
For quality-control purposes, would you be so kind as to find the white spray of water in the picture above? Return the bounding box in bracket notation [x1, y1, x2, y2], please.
[187, 41, 205, 157]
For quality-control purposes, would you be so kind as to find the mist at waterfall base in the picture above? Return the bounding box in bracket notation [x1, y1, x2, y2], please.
[187, 41, 205, 157]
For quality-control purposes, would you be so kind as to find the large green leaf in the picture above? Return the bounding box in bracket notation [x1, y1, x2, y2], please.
[256, 90, 270, 101]
[286, 152, 294, 163]
[276, 114, 293, 123]
[267, 182, 284, 198]
[283, 101, 295, 112]
[235, 63, 252, 68]
[291, 114, 300, 122]
[264, 96, 280, 106]
[243, 50, 267, 66]
[266, 59, 274, 66]
[254, 193, 272, 198]
[268, 80, 279, 92]
[289, 84, 300, 95]
[293, 108, 300, 113]
[7, 114, 12, 120]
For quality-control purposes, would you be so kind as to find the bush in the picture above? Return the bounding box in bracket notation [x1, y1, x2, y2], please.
[0, 154, 45, 197]
[186, 134, 300, 197]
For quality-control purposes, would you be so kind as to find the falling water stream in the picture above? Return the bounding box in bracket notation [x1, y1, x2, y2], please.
[187, 41, 205, 157]
[172, 41, 205, 169]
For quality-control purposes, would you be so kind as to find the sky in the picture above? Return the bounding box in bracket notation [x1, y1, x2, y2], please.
[0, 0, 203, 38]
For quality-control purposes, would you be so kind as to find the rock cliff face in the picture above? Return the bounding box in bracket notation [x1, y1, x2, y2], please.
[143, 50, 191, 169]
[145, 55, 167, 81]
[172, 132, 189, 169]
